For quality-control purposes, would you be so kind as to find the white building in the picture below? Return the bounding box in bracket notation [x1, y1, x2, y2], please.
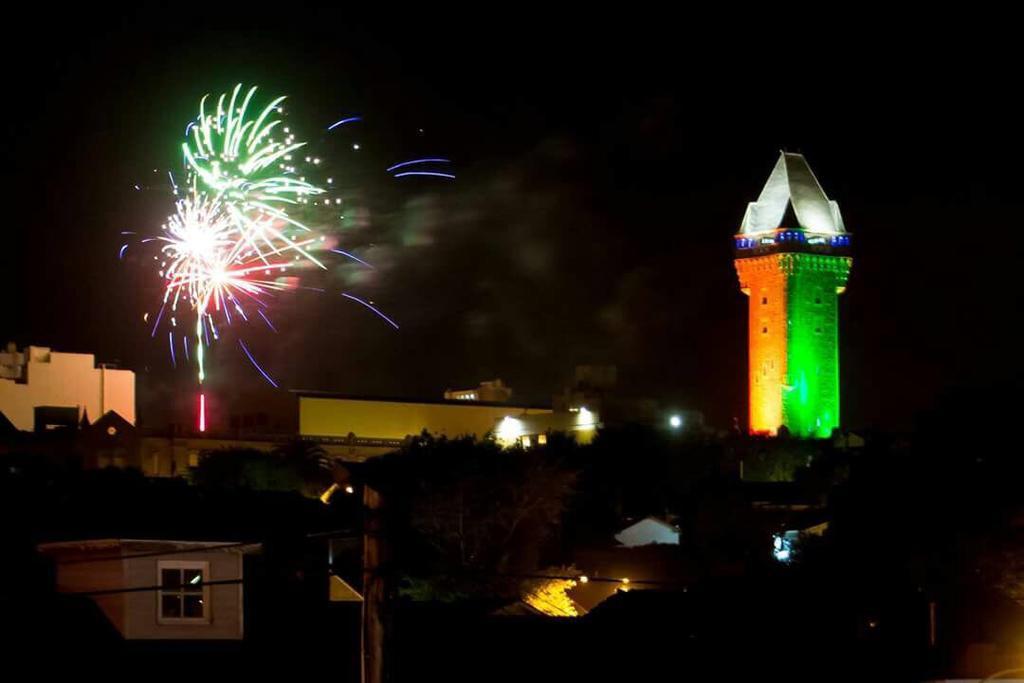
[0, 344, 135, 431]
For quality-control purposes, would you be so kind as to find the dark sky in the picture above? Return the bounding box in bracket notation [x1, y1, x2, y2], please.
[2, 9, 1020, 431]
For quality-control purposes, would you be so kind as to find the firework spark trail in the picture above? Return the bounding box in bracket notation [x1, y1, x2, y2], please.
[327, 116, 362, 130]
[386, 158, 451, 172]
[258, 309, 277, 332]
[330, 248, 375, 269]
[134, 84, 406, 432]
[393, 171, 455, 180]
[238, 338, 278, 388]
[342, 292, 400, 330]
[151, 302, 166, 338]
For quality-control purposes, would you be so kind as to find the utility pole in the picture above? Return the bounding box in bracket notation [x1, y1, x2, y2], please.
[362, 485, 386, 683]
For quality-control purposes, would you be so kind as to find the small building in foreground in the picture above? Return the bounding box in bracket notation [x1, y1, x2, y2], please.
[38, 538, 255, 640]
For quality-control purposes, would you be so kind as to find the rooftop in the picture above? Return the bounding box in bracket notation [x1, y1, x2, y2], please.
[740, 152, 845, 235]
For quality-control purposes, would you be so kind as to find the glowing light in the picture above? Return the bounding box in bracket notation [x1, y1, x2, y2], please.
[118, 244, 128, 259]
[182, 84, 327, 273]
[522, 578, 581, 617]
[669, 415, 682, 429]
[198, 393, 206, 432]
[341, 292, 399, 330]
[134, 84, 406, 434]
[576, 407, 597, 428]
[393, 171, 455, 180]
[344, 485, 354, 494]
[319, 483, 340, 504]
[326, 116, 362, 130]
[385, 158, 451, 172]
[145, 84, 331, 397]
[579, 575, 588, 584]
[772, 534, 793, 563]
[496, 416, 524, 447]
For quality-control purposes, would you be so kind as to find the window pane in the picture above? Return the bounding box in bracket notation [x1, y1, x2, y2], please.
[183, 595, 204, 618]
[183, 569, 203, 591]
[161, 595, 182, 618]
[161, 569, 181, 590]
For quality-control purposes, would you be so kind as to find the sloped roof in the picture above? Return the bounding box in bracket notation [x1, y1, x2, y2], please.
[614, 517, 680, 547]
[740, 152, 845, 235]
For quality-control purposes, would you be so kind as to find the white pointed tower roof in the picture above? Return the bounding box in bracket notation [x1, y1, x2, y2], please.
[740, 152, 845, 235]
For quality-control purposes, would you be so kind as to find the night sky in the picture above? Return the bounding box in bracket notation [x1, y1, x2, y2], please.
[2, 10, 1020, 431]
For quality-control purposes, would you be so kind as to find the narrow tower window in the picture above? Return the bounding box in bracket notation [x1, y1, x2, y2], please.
[761, 297, 768, 305]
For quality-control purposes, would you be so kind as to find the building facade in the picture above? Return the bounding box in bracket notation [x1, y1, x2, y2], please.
[0, 344, 135, 431]
[443, 379, 513, 403]
[38, 539, 251, 640]
[298, 394, 552, 460]
[734, 153, 852, 437]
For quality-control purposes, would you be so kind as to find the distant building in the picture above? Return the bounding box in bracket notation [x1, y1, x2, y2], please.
[0, 343, 135, 432]
[550, 364, 704, 432]
[553, 365, 618, 414]
[444, 379, 513, 403]
[38, 539, 254, 640]
[494, 407, 601, 448]
[298, 393, 552, 460]
[138, 433, 284, 477]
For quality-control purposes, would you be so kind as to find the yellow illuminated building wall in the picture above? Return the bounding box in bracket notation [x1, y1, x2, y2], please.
[299, 395, 552, 444]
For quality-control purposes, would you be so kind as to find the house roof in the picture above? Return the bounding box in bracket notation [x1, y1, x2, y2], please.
[617, 517, 678, 535]
[740, 152, 845, 235]
[37, 538, 262, 561]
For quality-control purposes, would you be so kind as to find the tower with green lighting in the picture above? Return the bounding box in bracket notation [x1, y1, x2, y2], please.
[734, 152, 852, 438]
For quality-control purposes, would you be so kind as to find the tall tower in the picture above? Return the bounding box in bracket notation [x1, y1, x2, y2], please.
[734, 152, 852, 438]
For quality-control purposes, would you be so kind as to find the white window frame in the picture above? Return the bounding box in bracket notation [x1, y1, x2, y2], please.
[157, 560, 212, 625]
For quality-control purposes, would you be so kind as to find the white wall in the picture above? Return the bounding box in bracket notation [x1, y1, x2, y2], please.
[0, 346, 135, 430]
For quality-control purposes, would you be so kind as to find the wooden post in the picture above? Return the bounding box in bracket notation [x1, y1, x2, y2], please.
[362, 485, 385, 683]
